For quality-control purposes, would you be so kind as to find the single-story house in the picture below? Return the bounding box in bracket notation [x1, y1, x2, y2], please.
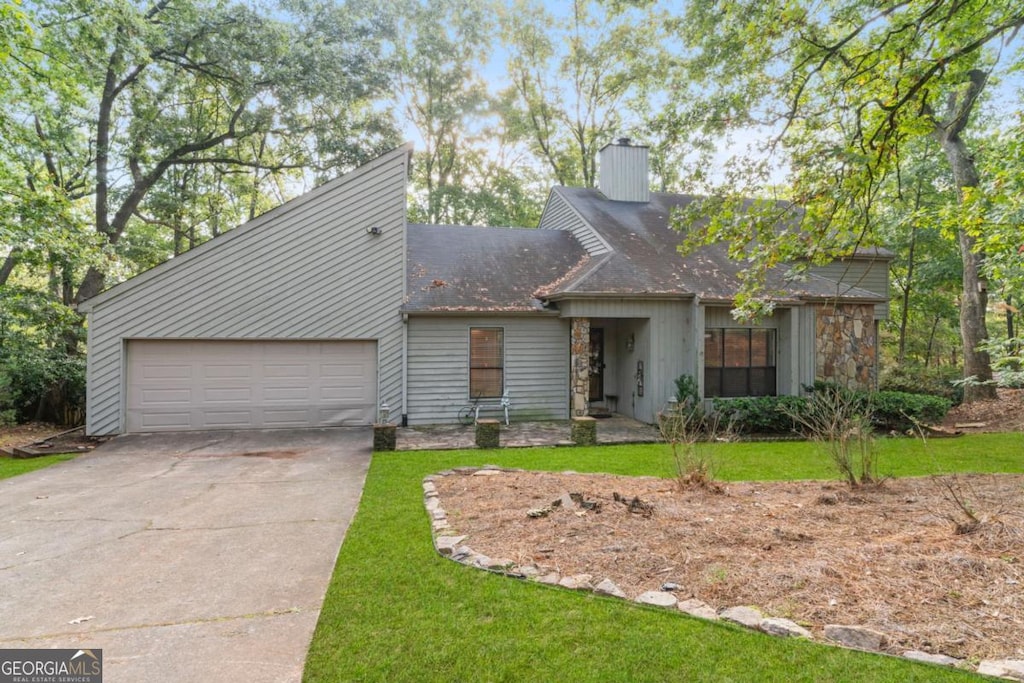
[80, 141, 890, 434]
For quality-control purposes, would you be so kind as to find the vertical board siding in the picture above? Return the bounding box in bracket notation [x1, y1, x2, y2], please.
[556, 298, 692, 422]
[406, 316, 570, 424]
[538, 191, 611, 255]
[85, 146, 410, 434]
[810, 259, 890, 319]
[598, 144, 650, 202]
[703, 307, 781, 329]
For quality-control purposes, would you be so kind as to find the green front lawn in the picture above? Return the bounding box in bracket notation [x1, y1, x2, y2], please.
[305, 434, 1022, 682]
[0, 453, 77, 480]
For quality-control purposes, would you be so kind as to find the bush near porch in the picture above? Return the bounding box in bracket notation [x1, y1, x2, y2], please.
[713, 389, 951, 435]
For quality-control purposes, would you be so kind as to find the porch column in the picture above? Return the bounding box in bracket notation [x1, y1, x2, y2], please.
[570, 317, 591, 417]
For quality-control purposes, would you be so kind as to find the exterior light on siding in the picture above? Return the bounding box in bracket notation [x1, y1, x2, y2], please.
[626, 333, 635, 352]
[378, 401, 391, 424]
[366, 226, 383, 236]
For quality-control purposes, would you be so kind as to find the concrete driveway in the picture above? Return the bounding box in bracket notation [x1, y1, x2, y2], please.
[0, 428, 371, 682]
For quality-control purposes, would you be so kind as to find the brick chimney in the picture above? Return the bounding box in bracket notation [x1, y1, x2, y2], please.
[598, 138, 650, 202]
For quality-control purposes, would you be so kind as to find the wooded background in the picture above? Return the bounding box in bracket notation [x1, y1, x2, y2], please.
[1, 0, 1021, 424]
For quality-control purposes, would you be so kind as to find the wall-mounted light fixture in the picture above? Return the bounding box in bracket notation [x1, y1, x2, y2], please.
[366, 226, 383, 236]
[378, 401, 391, 424]
[626, 333, 635, 352]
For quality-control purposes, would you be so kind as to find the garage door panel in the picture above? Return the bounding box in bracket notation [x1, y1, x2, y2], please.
[204, 388, 251, 402]
[141, 388, 191, 404]
[263, 386, 309, 402]
[142, 364, 192, 380]
[262, 409, 313, 428]
[203, 410, 255, 429]
[127, 340, 376, 432]
[204, 364, 252, 380]
[141, 412, 192, 430]
[264, 364, 310, 378]
[318, 406, 370, 425]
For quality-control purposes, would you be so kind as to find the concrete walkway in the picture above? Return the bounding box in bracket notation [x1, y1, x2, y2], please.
[0, 428, 370, 682]
[396, 415, 662, 450]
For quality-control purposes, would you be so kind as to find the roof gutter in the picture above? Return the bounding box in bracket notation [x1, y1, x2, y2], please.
[541, 292, 696, 303]
[401, 308, 563, 317]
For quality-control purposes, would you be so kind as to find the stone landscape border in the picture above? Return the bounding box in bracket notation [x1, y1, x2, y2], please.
[424, 466, 1024, 681]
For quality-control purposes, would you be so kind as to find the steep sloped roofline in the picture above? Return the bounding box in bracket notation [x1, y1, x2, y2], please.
[78, 143, 414, 313]
[538, 186, 613, 255]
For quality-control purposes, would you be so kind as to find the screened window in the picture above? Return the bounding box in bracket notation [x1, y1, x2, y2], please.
[704, 328, 776, 398]
[470, 327, 504, 398]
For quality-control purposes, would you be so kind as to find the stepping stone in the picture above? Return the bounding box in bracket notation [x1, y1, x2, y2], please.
[902, 651, 962, 667]
[824, 625, 886, 651]
[720, 606, 763, 629]
[434, 535, 467, 555]
[635, 591, 678, 608]
[977, 660, 1024, 680]
[677, 599, 718, 620]
[594, 578, 627, 599]
[760, 617, 812, 639]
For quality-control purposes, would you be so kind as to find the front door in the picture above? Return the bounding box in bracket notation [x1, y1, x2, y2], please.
[588, 327, 604, 401]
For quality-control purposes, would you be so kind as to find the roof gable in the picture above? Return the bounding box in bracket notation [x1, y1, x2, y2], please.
[542, 187, 886, 303]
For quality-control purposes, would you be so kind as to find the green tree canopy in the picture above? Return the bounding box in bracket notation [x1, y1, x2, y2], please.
[673, 0, 1024, 400]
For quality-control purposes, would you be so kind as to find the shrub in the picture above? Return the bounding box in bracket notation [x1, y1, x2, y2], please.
[996, 369, 1024, 389]
[781, 384, 878, 488]
[880, 365, 963, 405]
[0, 350, 86, 426]
[711, 396, 808, 435]
[870, 391, 952, 432]
[658, 401, 725, 492]
[712, 387, 952, 435]
[672, 374, 704, 422]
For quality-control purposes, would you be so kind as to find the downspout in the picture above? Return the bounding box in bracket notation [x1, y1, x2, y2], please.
[401, 312, 409, 427]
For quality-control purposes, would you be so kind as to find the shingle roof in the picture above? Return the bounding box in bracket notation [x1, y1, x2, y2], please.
[404, 224, 588, 312]
[541, 187, 885, 303]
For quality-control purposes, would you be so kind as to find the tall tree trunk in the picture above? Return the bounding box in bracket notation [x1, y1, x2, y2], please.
[0, 249, 19, 287]
[924, 314, 941, 369]
[1007, 294, 1015, 342]
[953, 221, 996, 400]
[932, 69, 997, 401]
[897, 228, 916, 365]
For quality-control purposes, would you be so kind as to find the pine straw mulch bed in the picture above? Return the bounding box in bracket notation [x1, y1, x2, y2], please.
[943, 388, 1024, 433]
[435, 470, 1024, 662]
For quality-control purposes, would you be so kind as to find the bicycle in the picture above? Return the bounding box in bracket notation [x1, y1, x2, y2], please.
[457, 394, 483, 426]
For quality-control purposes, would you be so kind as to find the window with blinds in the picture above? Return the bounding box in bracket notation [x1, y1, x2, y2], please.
[469, 327, 504, 398]
[704, 328, 777, 398]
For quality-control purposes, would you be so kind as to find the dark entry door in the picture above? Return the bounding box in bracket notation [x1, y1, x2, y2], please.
[589, 328, 604, 401]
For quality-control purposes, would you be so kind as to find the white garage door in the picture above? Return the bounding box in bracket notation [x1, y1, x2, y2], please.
[126, 340, 377, 432]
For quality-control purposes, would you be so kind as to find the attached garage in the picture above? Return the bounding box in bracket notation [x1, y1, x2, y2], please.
[81, 145, 410, 436]
[126, 340, 377, 432]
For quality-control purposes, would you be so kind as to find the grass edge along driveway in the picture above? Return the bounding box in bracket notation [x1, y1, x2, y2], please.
[306, 434, 1023, 682]
[0, 453, 77, 480]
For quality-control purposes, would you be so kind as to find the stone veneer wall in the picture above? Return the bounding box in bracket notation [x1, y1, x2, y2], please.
[815, 304, 877, 390]
[570, 318, 590, 417]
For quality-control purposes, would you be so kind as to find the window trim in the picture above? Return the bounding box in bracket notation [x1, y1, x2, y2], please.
[469, 327, 504, 399]
[703, 327, 777, 398]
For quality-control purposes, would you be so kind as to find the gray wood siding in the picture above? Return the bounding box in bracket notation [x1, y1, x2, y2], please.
[599, 144, 650, 202]
[406, 315, 570, 424]
[810, 258, 890, 319]
[703, 307, 781, 329]
[538, 191, 611, 255]
[556, 298, 692, 422]
[84, 146, 411, 435]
